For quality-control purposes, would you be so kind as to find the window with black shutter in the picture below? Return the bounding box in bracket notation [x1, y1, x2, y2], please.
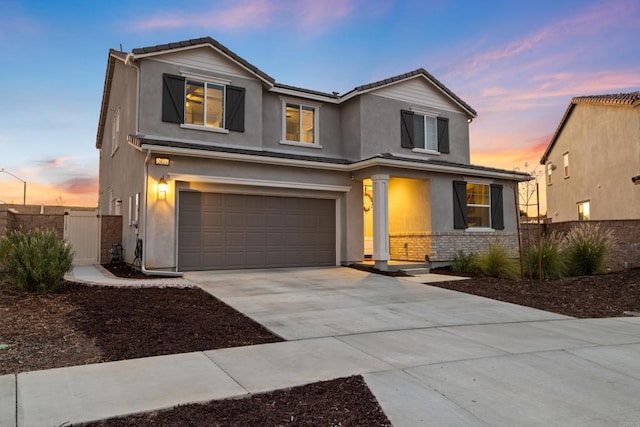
[161, 74, 245, 133]
[401, 110, 449, 153]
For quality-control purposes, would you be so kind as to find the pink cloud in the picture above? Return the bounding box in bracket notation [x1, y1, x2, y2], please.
[133, 0, 357, 32]
[134, 0, 275, 31]
[449, 0, 637, 79]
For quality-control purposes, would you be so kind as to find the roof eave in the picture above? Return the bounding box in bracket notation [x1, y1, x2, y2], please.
[95, 50, 127, 149]
[131, 38, 275, 88]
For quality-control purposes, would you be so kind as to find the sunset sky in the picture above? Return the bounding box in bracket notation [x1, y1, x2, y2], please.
[0, 0, 638, 211]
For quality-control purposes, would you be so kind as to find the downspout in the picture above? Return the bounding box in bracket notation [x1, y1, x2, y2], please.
[142, 149, 182, 277]
[124, 53, 140, 134]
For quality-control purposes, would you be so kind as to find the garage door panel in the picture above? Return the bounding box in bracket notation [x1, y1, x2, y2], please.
[179, 192, 336, 270]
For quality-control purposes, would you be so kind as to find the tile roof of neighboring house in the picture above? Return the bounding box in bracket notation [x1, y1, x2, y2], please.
[132, 37, 276, 85]
[273, 83, 340, 99]
[540, 90, 640, 164]
[572, 91, 640, 106]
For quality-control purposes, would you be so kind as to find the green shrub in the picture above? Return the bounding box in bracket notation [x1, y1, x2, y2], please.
[0, 228, 74, 293]
[450, 250, 480, 274]
[565, 223, 614, 276]
[523, 231, 568, 280]
[477, 242, 519, 279]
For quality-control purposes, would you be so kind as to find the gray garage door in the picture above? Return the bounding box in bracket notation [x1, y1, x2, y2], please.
[178, 192, 336, 270]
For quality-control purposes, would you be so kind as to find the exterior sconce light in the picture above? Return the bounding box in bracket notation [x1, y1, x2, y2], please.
[158, 175, 168, 200]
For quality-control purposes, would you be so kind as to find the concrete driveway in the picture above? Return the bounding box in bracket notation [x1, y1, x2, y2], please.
[186, 266, 640, 426]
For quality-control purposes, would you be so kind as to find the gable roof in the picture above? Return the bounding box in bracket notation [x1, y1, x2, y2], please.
[540, 91, 640, 164]
[131, 37, 276, 86]
[340, 68, 477, 117]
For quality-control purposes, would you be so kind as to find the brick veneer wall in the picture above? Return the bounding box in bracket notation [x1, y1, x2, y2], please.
[389, 232, 519, 262]
[100, 216, 123, 264]
[11, 214, 64, 239]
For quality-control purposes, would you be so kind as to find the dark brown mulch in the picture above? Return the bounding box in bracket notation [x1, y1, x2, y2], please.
[0, 279, 282, 375]
[348, 263, 409, 277]
[430, 268, 640, 318]
[88, 376, 391, 427]
[101, 263, 166, 279]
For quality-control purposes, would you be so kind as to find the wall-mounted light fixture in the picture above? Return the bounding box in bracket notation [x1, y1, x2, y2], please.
[158, 175, 168, 200]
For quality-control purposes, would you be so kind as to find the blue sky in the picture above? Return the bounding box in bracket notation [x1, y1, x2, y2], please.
[0, 0, 638, 206]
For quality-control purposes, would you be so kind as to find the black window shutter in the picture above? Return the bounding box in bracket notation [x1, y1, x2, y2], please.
[491, 184, 504, 230]
[162, 74, 185, 124]
[400, 110, 414, 148]
[437, 117, 449, 154]
[453, 181, 468, 229]
[225, 85, 245, 132]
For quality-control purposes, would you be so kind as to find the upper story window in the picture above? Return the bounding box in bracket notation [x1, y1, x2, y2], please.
[453, 181, 504, 231]
[563, 152, 570, 178]
[185, 80, 224, 128]
[547, 163, 553, 185]
[162, 73, 245, 133]
[400, 109, 449, 154]
[111, 107, 120, 156]
[280, 99, 320, 147]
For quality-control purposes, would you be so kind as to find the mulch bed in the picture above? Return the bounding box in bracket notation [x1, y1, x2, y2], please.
[88, 376, 391, 427]
[0, 277, 282, 375]
[430, 268, 640, 318]
[101, 263, 166, 279]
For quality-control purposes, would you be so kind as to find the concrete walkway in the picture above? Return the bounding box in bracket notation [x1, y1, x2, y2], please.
[2, 266, 640, 426]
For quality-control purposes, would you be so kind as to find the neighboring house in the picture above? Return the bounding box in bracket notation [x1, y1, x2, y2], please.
[96, 37, 529, 272]
[540, 91, 640, 222]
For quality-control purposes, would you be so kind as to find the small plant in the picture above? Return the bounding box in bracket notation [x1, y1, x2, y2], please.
[565, 223, 614, 276]
[0, 228, 74, 293]
[477, 241, 519, 279]
[450, 250, 479, 274]
[523, 231, 568, 280]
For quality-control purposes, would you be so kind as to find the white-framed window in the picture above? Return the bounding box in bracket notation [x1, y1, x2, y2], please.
[466, 182, 491, 228]
[563, 152, 570, 178]
[107, 188, 114, 215]
[400, 109, 449, 154]
[111, 107, 120, 156]
[134, 192, 140, 225]
[185, 79, 225, 129]
[281, 100, 320, 146]
[577, 201, 590, 221]
[413, 113, 438, 151]
[128, 196, 133, 226]
[547, 163, 553, 185]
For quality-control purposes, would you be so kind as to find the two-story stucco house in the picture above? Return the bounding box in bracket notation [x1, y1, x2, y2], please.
[96, 37, 529, 273]
[540, 92, 640, 222]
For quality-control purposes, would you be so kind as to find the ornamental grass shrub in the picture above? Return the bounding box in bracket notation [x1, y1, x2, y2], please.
[450, 250, 480, 274]
[0, 228, 74, 293]
[476, 241, 519, 279]
[564, 223, 615, 276]
[523, 231, 568, 280]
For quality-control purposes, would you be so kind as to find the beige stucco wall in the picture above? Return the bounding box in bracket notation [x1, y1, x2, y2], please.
[545, 104, 640, 222]
[97, 59, 146, 263]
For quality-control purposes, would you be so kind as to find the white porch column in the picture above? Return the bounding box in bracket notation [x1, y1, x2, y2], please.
[372, 174, 390, 270]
